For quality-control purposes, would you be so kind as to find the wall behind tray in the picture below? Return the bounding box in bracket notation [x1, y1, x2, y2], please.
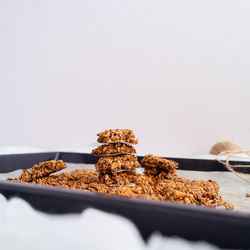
[0, 0, 249, 157]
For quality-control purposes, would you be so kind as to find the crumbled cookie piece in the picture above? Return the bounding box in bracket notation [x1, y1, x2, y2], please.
[106, 186, 143, 199]
[97, 129, 138, 144]
[7, 177, 19, 182]
[134, 174, 158, 197]
[62, 169, 98, 183]
[141, 154, 178, 170]
[96, 154, 140, 173]
[246, 193, 250, 197]
[34, 169, 98, 186]
[144, 167, 177, 180]
[8, 166, 233, 210]
[18, 160, 66, 182]
[31, 170, 109, 193]
[92, 143, 136, 156]
[98, 170, 136, 185]
[154, 177, 233, 209]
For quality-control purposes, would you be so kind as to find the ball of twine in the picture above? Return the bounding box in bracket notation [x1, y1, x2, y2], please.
[210, 141, 242, 155]
[210, 141, 250, 184]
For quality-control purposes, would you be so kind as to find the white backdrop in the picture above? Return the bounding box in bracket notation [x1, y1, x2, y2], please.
[0, 0, 250, 157]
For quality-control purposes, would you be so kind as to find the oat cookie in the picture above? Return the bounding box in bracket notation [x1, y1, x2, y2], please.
[96, 154, 140, 173]
[18, 160, 66, 182]
[97, 129, 138, 144]
[141, 154, 178, 170]
[92, 143, 136, 156]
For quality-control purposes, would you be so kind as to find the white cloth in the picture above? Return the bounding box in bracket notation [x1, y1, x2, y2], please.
[0, 195, 218, 250]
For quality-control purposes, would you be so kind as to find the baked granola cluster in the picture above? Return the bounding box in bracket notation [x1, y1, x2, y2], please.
[96, 155, 139, 173]
[97, 129, 138, 144]
[93, 129, 140, 185]
[11, 160, 67, 182]
[98, 171, 136, 185]
[92, 143, 136, 156]
[142, 154, 178, 180]
[141, 154, 178, 170]
[144, 167, 177, 180]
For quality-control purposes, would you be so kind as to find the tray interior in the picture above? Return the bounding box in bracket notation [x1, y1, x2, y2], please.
[0, 152, 250, 249]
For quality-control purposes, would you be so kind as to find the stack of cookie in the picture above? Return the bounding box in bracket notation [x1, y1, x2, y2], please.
[92, 129, 140, 185]
[141, 154, 178, 180]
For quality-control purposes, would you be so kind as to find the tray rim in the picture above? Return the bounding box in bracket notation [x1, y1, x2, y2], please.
[0, 151, 249, 219]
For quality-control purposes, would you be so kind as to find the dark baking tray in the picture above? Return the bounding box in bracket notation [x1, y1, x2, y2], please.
[0, 152, 250, 249]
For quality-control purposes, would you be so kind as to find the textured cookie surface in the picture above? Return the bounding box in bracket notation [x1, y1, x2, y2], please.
[144, 167, 177, 180]
[96, 154, 140, 173]
[18, 160, 67, 182]
[92, 143, 136, 156]
[141, 154, 178, 170]
[97, 129, 138, 144]
[98, 170, 136, 185]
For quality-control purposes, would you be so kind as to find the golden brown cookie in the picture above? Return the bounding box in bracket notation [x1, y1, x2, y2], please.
[97, 129, 138, 144]
[96, 154, 140, 173]
[18, 160, 66, 182]
[92, 143, 136, 156]
[141, 154, 178, 170]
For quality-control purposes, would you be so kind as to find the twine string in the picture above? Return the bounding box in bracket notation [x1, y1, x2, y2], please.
[216, 150, 250, 184]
